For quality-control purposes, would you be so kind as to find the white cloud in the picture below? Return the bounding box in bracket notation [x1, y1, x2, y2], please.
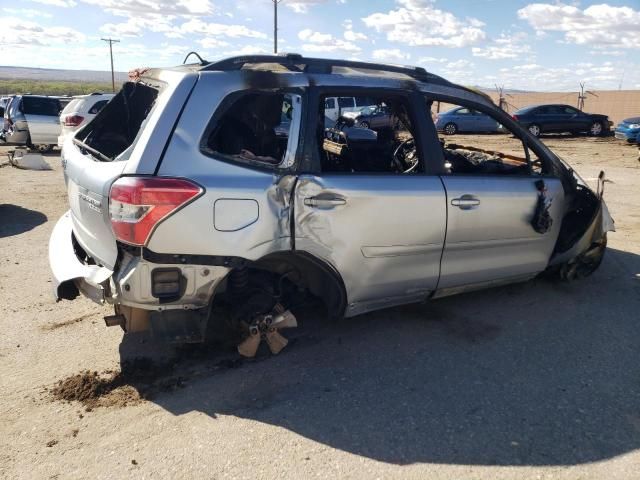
[518, 3, 640, 48]
[285, 0, 327, 13]
[418, 56, 447, 64]
[197, 37, 231, 49]
[298, 28, 361, 53]
[172, 19, 268, 39]
[80, 0, 212, 18]
[489, 60, 637, 91]
[29, 0, 77, 7]
[362, 0, 486, 47]
[343, 18, 368, 41]
[3, 8, 53, 18]
[371, 48, 409, 62]
[0, 17, 85, 47]
[299, 29, 333, 44]
[472, 32, 531, 60]
[100, 16, 175, 37]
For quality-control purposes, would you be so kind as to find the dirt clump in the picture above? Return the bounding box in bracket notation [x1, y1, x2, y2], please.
[49, 358, 177, 410]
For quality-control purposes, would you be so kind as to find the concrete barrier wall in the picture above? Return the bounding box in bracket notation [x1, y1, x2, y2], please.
[433, 90, 640, 126]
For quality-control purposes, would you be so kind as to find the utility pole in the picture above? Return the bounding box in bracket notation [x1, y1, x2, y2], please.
[101, 37, 120, 92]
[272, 0, 283, 54]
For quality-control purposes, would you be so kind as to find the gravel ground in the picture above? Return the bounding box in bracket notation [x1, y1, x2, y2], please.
[0, 136, 639, 480]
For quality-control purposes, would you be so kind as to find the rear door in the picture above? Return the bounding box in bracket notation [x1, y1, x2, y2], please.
[22, 97, 61, 144]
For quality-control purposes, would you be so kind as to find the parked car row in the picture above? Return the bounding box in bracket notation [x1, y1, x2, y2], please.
[0, 93, 113, 152]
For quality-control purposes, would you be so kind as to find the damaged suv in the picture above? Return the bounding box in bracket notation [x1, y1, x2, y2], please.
[50, 54, 614, 357]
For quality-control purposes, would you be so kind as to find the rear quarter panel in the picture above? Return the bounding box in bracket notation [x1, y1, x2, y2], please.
[150, 72, 309, 259]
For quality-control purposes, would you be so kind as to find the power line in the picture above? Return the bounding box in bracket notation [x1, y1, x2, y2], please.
[101, 37, 120, 93]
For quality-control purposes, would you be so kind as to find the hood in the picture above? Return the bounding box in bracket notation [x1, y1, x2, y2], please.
[622, 116, 640, 124]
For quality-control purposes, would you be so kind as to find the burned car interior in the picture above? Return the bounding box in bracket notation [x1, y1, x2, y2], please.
[205, 92, 295, 166]
[425, 98, 545, 176]
[319, 95, 420, 174]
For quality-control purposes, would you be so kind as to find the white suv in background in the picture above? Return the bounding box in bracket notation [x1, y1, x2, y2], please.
[58, 93, 114, 147]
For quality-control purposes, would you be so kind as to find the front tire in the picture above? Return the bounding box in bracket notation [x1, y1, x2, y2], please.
[528, 124, 541, 137]
[359, 121, 370, 129]
[589, 121, 604, 137]
[443, 122, 458, 135]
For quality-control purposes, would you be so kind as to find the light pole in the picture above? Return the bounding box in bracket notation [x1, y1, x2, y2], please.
[272, 0, 283, 54]
[101, 37, 120, 92]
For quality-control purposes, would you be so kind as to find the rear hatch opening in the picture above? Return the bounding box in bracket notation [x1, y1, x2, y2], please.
[74, 81, 159, 162]
[62, 80, 162, 271]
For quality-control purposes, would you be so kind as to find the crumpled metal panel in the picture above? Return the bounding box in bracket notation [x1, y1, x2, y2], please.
[293, 174, 447, 317]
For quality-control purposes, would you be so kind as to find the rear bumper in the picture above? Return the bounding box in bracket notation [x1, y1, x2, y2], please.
[49, 211, 113, 302]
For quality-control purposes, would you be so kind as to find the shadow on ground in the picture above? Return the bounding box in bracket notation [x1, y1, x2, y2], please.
[119, 247, 640, 466]
[0, 204, 47, 238]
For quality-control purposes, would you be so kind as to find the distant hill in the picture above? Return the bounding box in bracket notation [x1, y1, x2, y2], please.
[0, 66, 128, 83]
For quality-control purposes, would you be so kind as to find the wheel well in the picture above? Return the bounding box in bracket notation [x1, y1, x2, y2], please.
[249, 251, 347, 319]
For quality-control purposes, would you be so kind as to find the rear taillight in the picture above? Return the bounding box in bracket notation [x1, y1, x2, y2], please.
[109, 177, 203, 246]
[64, 115, 84, 127]
[512, 114, 519, 121]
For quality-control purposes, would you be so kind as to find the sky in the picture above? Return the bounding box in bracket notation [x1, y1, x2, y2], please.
[1, 0, 639, 91]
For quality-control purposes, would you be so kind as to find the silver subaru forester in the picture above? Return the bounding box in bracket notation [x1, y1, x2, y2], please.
[49, 54, 614, 357]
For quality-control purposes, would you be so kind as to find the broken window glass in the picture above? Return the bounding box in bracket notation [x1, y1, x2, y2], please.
[429, 98, 543, 176]
[204, 92, 300, 168]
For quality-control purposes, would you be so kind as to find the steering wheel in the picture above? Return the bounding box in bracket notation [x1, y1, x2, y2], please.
[392, 138, 419, 173]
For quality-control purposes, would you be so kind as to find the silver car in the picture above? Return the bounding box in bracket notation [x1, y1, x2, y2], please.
[49, 54, 614, 357]
[2, 95, 62, 152]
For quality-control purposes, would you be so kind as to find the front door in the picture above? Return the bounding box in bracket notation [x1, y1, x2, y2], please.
[438, 175, 564, 289]
[22, 97, 61, 144]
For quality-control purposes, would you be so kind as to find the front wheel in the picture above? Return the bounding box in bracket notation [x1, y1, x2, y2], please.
[528, 124, 541, 137]
[589, 121, 604, 137]
[443, 122, 458, 135]
[359, 121, 370, 129]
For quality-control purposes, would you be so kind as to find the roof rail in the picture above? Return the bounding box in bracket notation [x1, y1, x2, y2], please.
[201, 53, 442, 83]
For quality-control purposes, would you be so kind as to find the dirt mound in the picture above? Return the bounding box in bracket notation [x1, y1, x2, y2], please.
[49, 359, 176, 410]
[49, 353, 249, 410]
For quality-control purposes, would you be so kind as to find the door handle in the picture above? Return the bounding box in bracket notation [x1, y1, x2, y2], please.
[451, 195, 480, 210]
[304, 196, 346, 208]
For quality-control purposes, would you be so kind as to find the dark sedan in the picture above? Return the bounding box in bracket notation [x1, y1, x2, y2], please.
[513, 104, 610, 137]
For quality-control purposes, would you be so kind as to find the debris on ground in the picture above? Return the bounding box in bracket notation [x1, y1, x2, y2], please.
[7, 148, 52, 171]
[49, 354, 250, 410]
[46, 440, 58, 448]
